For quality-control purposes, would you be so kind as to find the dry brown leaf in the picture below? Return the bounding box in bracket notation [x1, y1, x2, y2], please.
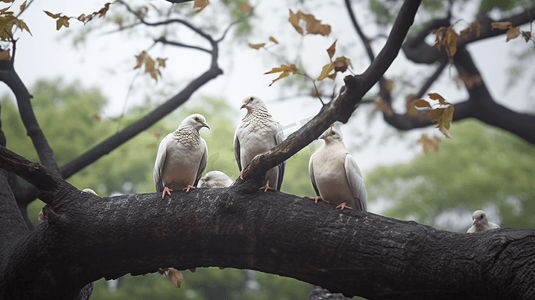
[288, 9, 304, 35]
[405, 94, 418, 116]
[168, 268, 183, 288]
[326, 40, 336, 60]
[44, 11, 61, 19]
[239, 3, 251, 14]
[317, 63, 335, 81]
[413, 99, 432, 108]
[385, 79, 394, 92]
[491, 21, 512, 30]
[194, 0, 209, 13]
[506, 27, 520, 42]
[269, 36, 278, 44]
[460, 27, 471, 39]
[156, 57, 167, 68]
[147, 129, 161, 139]
[522, 31, 532, 42]
[248, 43, 265, 50]
[97, 2, 111, 18]
[91, 114, 101, 121]
[333, 56, 352, 73]
[264, 64, 299, 86]
[471, 19, 481, 38]
[417, 134, 441, 154]
[374, 96, 394, 117]
[428, 93, 450, 105]
[0, 50, 10, 61]
[302, 12, 331, 36]
[134, 51, 147, 69]
[430, 105, 454, 138]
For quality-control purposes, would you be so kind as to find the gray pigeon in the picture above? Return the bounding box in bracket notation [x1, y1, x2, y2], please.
[234, 96, 286, 192]
[197, 170, 233, 188]
[154, 114, 210, 199]
[307, 127, 367, 211]
[467, 210, 500, 233]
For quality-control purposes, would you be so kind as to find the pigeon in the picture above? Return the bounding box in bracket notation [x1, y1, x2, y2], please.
[197, 171, 233, 188]
[467, 210, 500, 233]
[82, 188, 98, 196]
[234, 96, 286, 192]
[154, 114, 210, 199]
[306, 127, 367, 211]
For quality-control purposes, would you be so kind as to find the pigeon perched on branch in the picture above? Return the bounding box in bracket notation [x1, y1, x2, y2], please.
[467, 210, 500, 233]
[306, 127, 367, 211]
[234, 96, 285, 192]
[154, 114, 210, 199]
[197, 170, 233, 188]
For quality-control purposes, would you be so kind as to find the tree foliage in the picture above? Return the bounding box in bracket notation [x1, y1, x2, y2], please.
[366, 119, 535, 231]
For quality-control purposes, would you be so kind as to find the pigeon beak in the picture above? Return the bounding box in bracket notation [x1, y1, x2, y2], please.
[202, 122, 210, 130]
[240, 103, 247, 110]
[473, 218, 477, 225]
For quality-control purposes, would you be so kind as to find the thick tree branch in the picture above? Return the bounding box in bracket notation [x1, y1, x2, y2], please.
[453, 47, 535, 143]
[0, 112, 28, 244]
[0, 146, 59, 193]
[1, 148, 534, 300]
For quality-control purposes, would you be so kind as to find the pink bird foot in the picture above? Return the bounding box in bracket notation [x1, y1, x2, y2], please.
[336, 202, 353, 210]
[183, 185, 196, 193]
[239, 170, 244, 180]
[162, 186, 173, 199]
[259, 180, 276, 192]
[304, 196, 328, 204]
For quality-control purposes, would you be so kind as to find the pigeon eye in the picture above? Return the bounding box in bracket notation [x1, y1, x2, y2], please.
[194, 117, 199, 121]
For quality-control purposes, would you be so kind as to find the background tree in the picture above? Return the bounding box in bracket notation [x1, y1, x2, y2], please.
[366, 119, 535, 231]
[1, 0, 535, 299]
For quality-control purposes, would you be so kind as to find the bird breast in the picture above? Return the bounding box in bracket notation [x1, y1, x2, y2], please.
[312, 144, 353, 206]
[161, 133, 204, 189]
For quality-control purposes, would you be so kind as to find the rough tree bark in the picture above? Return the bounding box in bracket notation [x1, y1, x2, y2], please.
[0, 146, 534, 300]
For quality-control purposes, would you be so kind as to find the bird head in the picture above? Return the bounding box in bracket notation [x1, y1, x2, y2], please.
[472, 210, 486, 224]
[180, 114, 210, 131]
[320, 126, 342, 143]
[240, 96, 267, 111]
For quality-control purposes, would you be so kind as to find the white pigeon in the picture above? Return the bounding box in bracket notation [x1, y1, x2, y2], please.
[306, 127, 367, 211]
[154, 114, 210, 199]
[197, 170, 233, 188]
[234, 96, 286, 192]
[82, 188, 98, 196]
[467, 210, 500, 233]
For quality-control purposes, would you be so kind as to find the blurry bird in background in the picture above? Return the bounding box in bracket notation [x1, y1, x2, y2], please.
[467, 210, 500, 233]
